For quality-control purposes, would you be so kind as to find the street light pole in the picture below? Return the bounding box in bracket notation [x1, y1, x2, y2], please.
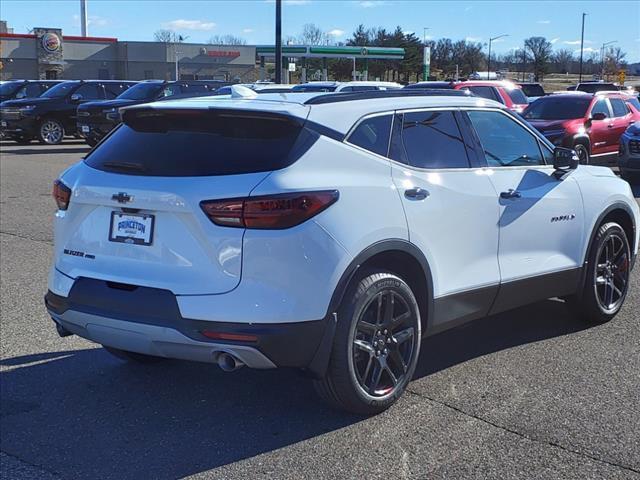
[578, 13, 587, 82]
[601, 40, 617, 80]
[275, 0, 282, 84]
[487, 34, 508, 80]
[423, 27, 430, 81]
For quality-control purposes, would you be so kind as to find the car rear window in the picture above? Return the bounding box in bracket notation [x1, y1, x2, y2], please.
[520, 84, 545, 97]
[523, 97, 592, 120]
[505, 88, 528, 105]
[84, 109, 313, 176]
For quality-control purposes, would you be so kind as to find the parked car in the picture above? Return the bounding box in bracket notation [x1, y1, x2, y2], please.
[518, 82, 546, 102]
[291, 81, 402, 93]
[76, 80, 227, 146]
[0, 79, 62, 102]
[454, 80, 529, 113]
[567, 82, 619, 94]
[619, 121, 640, 181]
[403, 81, 456, 90]
[523, 92, 640, 164]
[45, 89, 638, 414]
[0, 80, 136, 144]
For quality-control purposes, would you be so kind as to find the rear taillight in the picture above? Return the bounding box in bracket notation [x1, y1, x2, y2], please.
[200, 190, 339, 229]
[53, 180, 71, 210]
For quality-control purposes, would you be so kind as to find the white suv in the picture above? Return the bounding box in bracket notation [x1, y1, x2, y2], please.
[46, 90, 639, 414]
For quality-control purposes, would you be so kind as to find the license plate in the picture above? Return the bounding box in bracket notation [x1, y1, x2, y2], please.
[81, 125, 90, 133]
[1, 121, 6, 127]
[109, 212, 155, 246]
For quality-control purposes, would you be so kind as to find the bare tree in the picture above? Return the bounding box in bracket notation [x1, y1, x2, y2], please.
[604, 46, 627, 74]
[299, 23, 328, 45]
[553, 49, 574, 73]
[154, 29, 184, 43]
[524, 36, 552, 81]
[207, 34, 247, 45]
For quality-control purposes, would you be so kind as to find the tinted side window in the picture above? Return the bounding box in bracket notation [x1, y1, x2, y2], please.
[347, 114, 392, 157]
[185, 84, 209, 93]
[467, 110, 544, 167]
[25, 83, 42, 97]
[401, 110, 470, 169]
[75, 83, 104, 100]
[104, 83, 130, 98]
[468, 86, 500, 102]
[160, 84, 182, 97]
[591, 99, 610, 118]
[610, 98, 629, 117]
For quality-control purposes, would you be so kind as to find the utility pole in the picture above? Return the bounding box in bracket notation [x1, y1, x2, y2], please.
[487, 34, 508, 80]
[175, 45, 180, 81]
[578, 13, 586, 82]
[601, 40, 617, 80]
[275, 0, 282, 84]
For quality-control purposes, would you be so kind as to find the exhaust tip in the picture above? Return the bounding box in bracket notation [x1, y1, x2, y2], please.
[53, 319, 73, 338]
[216, 352, 244, 372]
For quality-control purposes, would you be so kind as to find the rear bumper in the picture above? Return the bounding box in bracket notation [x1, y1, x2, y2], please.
[45, 283, 330, 370]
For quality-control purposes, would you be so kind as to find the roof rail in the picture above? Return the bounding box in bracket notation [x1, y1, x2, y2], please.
[304, 89, 471, 105]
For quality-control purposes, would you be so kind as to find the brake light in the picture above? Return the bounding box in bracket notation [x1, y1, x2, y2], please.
[200, 190, 339, 229]
[52, 180, 71, 210]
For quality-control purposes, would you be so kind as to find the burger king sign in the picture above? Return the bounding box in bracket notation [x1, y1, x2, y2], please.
[41, 32, 61, 53]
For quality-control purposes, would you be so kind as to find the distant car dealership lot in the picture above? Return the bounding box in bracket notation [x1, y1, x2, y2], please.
[1, 141, 639, 479]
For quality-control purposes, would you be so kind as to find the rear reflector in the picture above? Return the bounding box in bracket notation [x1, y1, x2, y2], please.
[201, 331, 258, 342]
[200, 190, 338, 229]
[53, 180, 71, 210]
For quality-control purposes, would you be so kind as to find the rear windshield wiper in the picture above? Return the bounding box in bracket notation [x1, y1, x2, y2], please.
[101, 161, 147, 173]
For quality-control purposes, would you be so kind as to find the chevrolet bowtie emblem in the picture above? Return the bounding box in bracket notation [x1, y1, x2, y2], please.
[112, 192, 133, 204]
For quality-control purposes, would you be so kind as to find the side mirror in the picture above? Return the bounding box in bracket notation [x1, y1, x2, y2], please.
[591, 112, 607, 121]
[70, 93, 83, 102]
[553, 147, 579, 176]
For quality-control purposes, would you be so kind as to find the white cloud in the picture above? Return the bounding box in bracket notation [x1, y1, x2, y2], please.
[537, 20, 551, 24]
[550, 37, 559, 44]
[574, 47, 598, 54]
[466, 36, 482, 42]
[162, 19, 216, 31]
[328, 29, 345, 37]
[564, 39, 593, 45]
[72, 14, 108, 27]
[358, 1, 388, 7]
[242, 28, 254, 33]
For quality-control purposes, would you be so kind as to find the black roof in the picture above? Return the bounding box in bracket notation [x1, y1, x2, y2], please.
[304, 89, 471, 105]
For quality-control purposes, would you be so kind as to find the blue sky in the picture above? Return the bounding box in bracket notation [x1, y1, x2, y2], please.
[3, 0, 639, 61]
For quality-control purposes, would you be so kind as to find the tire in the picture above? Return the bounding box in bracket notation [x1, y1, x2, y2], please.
[574, 143, 590, 165]
[38, 118, 65, 145]
[103, 346, 165, 364]
[567, 222, 631, 324]
[85, 137, 98, 147]
[313, 270, 422, 415]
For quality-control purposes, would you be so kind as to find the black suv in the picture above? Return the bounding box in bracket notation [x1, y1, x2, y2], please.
[0, 80, 62, 102]
[76, 80, 227, 146]
[0, 80, 136, 144]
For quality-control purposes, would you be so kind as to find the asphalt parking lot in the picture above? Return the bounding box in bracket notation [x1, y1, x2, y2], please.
[1, 141, 639, 480]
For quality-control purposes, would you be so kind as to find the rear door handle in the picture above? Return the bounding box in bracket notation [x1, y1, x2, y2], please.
[500, 189, 521, 200]
[404, 187, 429, 200]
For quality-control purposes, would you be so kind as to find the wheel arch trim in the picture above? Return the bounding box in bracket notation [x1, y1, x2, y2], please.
[307, 239, 434, 379]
